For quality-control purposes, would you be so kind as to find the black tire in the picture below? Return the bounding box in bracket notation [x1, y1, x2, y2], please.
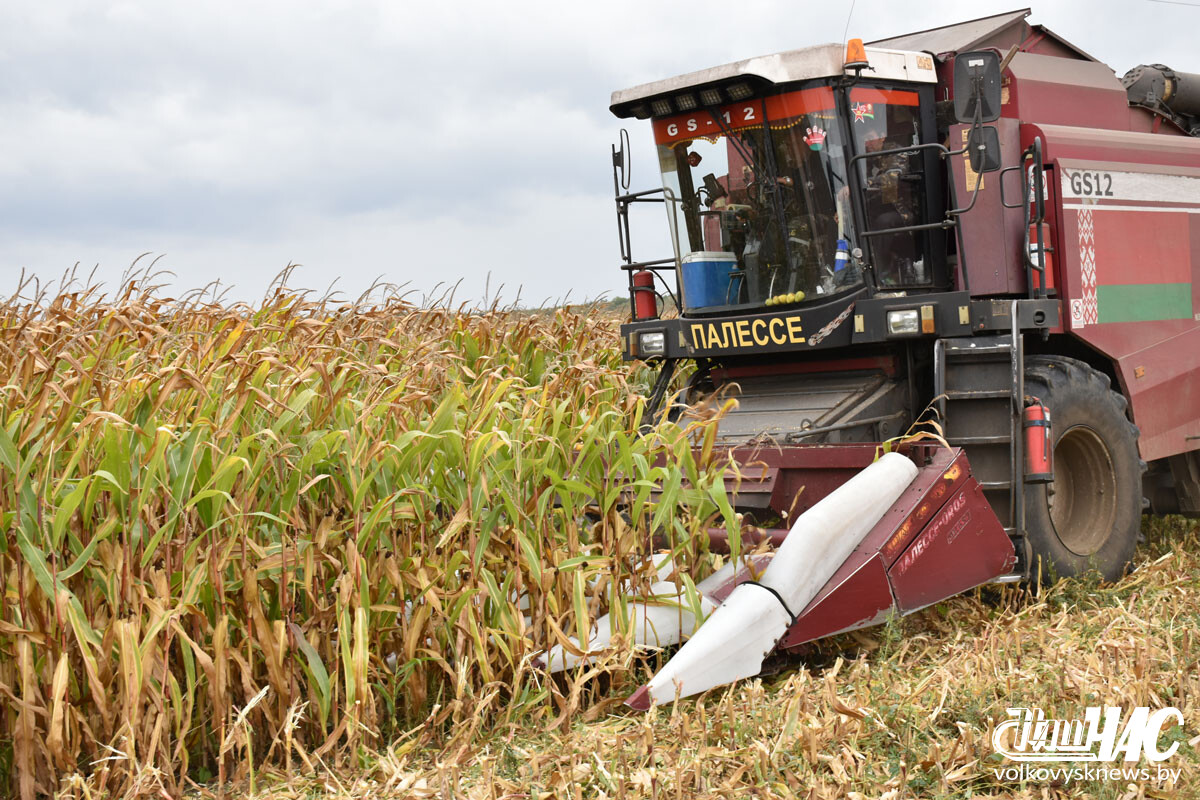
[1023, 356, 1142, 583]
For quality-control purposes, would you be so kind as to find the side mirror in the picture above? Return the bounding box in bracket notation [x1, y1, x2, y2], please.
[954, 50, 1002, 123]
[967, 126, 1002, 173]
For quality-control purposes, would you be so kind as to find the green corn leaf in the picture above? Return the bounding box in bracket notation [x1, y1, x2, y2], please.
[16, 531, 59, 601]
[91, 469, 128, 496]
[59, 525, 109, 581]
[0, 424, 18, 474]
[51, 477, 92, 550]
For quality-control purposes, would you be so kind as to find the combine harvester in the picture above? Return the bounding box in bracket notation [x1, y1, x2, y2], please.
[588, 10, 1200, 707]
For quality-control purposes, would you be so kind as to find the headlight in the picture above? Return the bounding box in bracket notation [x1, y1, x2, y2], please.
[638, 331, 666, 356]
[886, 309, 920, 335]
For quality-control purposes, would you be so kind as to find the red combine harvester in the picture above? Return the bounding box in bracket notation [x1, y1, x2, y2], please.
[604, 10, 1200, 705]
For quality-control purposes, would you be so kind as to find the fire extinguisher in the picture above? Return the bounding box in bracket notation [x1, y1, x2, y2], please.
[632, 270, 659, 321]
[1027, 221, 1055, 291]
[1023, 398, 1053, 482]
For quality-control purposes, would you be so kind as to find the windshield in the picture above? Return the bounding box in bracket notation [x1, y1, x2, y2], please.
[654, 85, 859, 313]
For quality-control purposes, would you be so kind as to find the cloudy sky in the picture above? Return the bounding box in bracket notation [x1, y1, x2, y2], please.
[1, 1, 1194, 304]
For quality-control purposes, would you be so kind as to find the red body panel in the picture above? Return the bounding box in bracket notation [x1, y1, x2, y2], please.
[948, 41, 1200, 462]
[781, 555, 893, 646]
[1038, 142, 1200, 460]
[1001, 52, 1132, 131]
[887, 481, 1012, 612]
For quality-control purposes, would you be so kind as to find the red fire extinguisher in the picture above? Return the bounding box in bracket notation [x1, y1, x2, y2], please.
[632, 270, 659, 321]
[1023, 398, 1053, 482]
[1027, 221, 1055, 291]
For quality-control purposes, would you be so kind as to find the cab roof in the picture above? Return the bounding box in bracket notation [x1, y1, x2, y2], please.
[610, 43, 937, 120]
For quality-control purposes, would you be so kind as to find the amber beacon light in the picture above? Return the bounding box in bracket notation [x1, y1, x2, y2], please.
[844, 38, 869, 71]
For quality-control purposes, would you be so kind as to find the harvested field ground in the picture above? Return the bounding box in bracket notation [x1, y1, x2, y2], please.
[0, 274, 1195, 799]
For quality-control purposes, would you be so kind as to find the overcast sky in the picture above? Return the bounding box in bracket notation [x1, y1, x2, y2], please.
[1, 1, 1194, 305]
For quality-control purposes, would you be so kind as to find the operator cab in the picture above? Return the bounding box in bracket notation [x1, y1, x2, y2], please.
[612, 43, 945, 317]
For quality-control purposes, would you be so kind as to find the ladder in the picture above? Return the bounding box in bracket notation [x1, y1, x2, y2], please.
[934, 301, 1026, 580]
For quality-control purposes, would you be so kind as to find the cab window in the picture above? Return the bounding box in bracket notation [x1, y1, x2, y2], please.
[849, 87, 932, 287]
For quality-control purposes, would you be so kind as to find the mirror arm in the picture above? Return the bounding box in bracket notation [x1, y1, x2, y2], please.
[942, 99, 992, 217]
[947, 167, 986, 216]
[946, 116, 988, 217]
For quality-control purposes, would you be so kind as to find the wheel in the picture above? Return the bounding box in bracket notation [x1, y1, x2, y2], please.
[1022, 356, 1142, 582]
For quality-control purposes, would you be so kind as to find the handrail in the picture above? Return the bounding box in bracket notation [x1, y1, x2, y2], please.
[1010, 298, 1025, 539]
[612, 132, 684, 317]
[618, 258, 677, 271]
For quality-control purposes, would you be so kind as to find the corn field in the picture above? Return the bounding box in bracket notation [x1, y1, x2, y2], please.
[0, 271, 736, 797]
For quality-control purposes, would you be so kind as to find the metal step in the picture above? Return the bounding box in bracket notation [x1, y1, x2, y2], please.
[943, 389, 1011, 400]
[944, 339, 1014, 357]
[943, 333, 1013, 347]
[946, 348, 1012, 360]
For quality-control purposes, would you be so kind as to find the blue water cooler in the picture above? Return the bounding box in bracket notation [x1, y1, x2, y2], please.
[680, 251, 740, 312]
